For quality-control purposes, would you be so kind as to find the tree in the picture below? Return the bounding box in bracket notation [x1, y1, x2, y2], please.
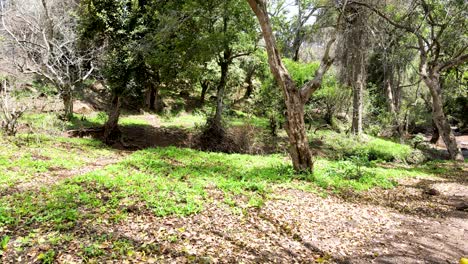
[246, 0, 341, 172]
[353, 0, 466, 160]
[194, 0, 257, 129]
[1, 0, 96, 120]
[269, 0, 332, 62]
[337, 2, 371, 135]
[80, 0, 194, 141]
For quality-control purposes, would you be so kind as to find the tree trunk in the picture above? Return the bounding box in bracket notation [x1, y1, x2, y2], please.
[200, 80, 209, 105]
[62, 89, 73, 121]
[385, 78, 404, 138]
[104, 94, 121, 143]
[424, 75, 463, 161]
[285, 92, 314, 171]
[214, 60, 229, 127]
[351, 76, 363, 135]
[243, 68, 255, 99]
[430, 119, 440, 144]
[247, 0, 336, 172]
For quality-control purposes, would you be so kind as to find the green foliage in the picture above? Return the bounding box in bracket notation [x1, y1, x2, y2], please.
[0, 141, 433, 232]
[0, 134, 115, 191]
[0, 235, 10, 253]
[37, 249, 56, 264]
[315, 130, 413, 162]
[283, 59, 320, 87]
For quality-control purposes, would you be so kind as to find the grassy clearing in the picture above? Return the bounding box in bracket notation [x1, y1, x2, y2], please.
[0, 134, 115, 191]
[0, 118, 461, 262]
[314, 130, 413, 162]
[20, 112, 151, 134]
[159, 113, 205, 129]
[0, 146, 441, 232]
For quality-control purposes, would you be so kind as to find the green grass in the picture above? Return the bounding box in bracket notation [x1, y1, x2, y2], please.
[0, 146, 440, 232]
[314, 130, 413, 162]
[0, 128, 458, 262]
[20, 112, 151, 134]
[0, 134, 115, 191]
[159, 113, 205, 129]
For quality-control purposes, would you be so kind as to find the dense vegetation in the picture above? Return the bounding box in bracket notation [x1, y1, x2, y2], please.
[0, 0, 466, 263]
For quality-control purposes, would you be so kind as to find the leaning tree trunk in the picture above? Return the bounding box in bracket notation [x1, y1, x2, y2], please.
[104, 94, 121, 143]
[424, 75, 463, 161]
[430, 119, 440, 144]
[200, 80, 209, 105]
[247, 0, 336, 172]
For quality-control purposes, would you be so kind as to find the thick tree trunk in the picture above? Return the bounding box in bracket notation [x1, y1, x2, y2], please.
[430, 119, 440, 144]
[351, 76, 363, 135]
[214, 60, 229, 127]
[424, 75, 463, 161]
[247, 0, 336, 172]
[284, 92, 314, 172]
[104, 94, 121, 143]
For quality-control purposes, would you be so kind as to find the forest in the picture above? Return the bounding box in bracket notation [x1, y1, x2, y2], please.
[0, 0, 467, 263]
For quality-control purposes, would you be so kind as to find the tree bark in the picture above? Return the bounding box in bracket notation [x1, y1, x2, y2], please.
[200, 80, 210, 105]
[385, 78, 404, 138]
[423, 75, 463, 161]
[284, 92, 314, 171]
[214, 58, 229, 127]
[62, 88, 73, 121]
[351, 75, 363, 135]
[430, 119, 440, 144]
[104, 94, 121, 143]
[247, 0, 336, 172]
[243, 68, 256, 99]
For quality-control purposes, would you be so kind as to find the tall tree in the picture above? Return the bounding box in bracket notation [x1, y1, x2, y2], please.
[353, 0, 466, 160]
[337, 2, 370, 135]
[192, 0, 257, 129]
[1, 0, 96, 120]
[246, 0, 341, 172]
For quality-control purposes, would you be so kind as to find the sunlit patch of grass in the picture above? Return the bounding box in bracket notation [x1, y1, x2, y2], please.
[0, 134, 115, 190]
[159, 113, 205, 129]
[20, 113, 69, 133]
[313, 130, 413, 162]
[0, 145, 443, 233]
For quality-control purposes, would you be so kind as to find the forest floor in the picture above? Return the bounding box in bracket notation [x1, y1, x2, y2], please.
[0, 111, 467, 264]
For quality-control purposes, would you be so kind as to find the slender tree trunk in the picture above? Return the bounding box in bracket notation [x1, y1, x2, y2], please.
[214, 60, 229, 127]
[200, 80, 209, 105]
[291, 34, 302, 62]
[243, 68, 255, 99]
[62, 88, 73, 121]
[351, 76, 363, 135]
[385, 78, 404, 138]
[424, 75, 463, 161]
[104, 94, 121, 143]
